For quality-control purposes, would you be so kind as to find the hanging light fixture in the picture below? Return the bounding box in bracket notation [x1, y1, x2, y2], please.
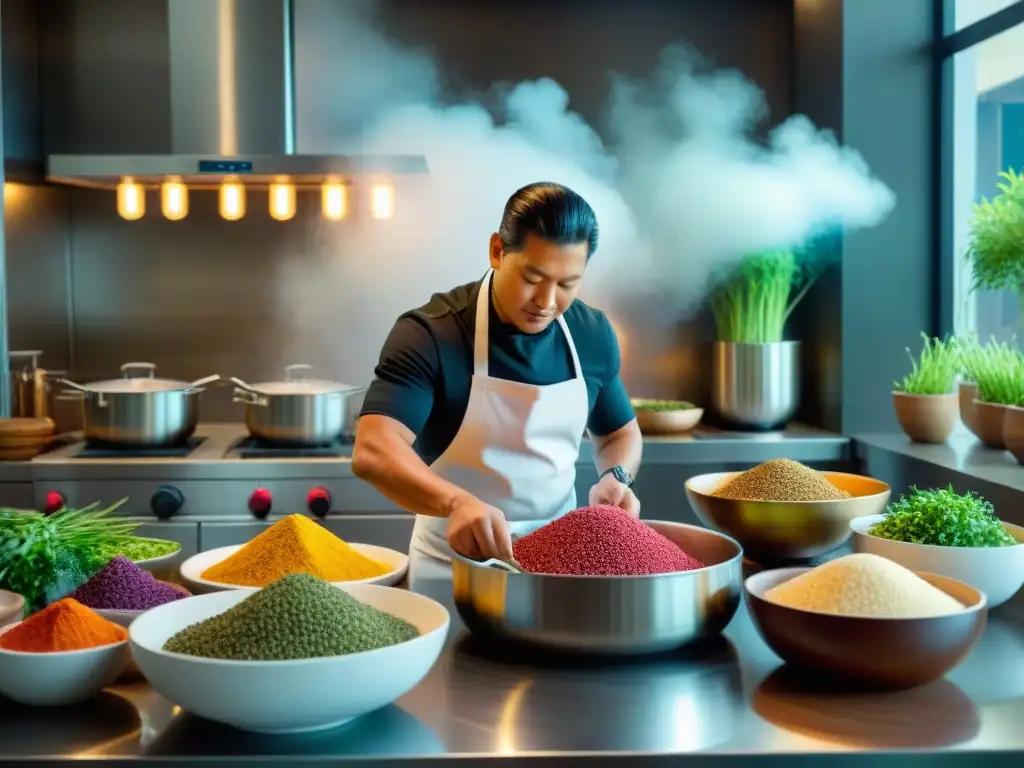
[321, 178, 347, 220]
[370, 182, 395, 220]
[268, 178, 297, 221]
[160, 176, 189, 220]
[116, 176, 145, 220]
[219, 178, 246, 221]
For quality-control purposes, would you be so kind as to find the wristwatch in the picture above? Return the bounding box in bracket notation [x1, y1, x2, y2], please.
[600, 465, 634, 489]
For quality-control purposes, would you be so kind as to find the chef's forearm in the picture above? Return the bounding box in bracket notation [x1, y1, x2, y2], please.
[592, 419, 643, 477]
[352, 416, 472, 518]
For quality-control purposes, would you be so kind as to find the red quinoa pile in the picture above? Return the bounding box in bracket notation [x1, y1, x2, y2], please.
[512, 505, 706, 576]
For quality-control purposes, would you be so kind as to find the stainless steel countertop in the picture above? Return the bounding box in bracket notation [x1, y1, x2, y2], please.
[14, 423, 850, 483]
[2, 577, 1022, 765]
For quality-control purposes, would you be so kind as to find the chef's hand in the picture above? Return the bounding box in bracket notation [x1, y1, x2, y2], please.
[446, 495, 514, 562]
[589, 473, 641, 518]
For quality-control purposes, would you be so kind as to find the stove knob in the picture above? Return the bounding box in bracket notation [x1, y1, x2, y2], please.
[248, 488, 273, 519]
[307, 487, 331, 518]
[151, 485, 184, 520]
[43, 491, 66, 515]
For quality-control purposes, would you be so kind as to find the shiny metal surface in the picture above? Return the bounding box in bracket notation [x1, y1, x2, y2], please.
[1, 578, 1023, 764]
[684, 471, 891, 561]
[43, 0, 429, 188]
[233, 365, 366, 446]
[452, 522, 743, 654]
[711, 342, 800, 430]
[60, 364, 219, 447]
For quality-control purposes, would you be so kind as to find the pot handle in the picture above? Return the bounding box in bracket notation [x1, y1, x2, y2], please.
[230, 377, 253, 391]
[284, 364, 314, 381]
[121, 362, 157, 379]
[58, 379, 108, 408]
[185, 374, 221, 393]
[233, 388, 268, 407]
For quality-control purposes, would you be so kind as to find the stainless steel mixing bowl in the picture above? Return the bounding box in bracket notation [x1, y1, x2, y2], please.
[451, 521, 743, 655]
[684, 471, 891, 562]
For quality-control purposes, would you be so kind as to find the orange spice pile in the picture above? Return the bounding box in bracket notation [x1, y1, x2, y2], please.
[0, 598, 127, 653]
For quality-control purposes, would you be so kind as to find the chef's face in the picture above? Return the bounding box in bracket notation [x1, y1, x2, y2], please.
[489, 232, 588, 333]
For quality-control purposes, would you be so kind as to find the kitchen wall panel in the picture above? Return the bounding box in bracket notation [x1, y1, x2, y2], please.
[4, 0, 846, 426]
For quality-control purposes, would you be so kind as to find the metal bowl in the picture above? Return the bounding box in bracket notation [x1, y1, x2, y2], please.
[452, 521, 743, 655]
[685, 471, 891, 562]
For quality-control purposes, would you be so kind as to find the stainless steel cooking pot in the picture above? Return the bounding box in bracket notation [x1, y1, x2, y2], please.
[232, 364, 367, 446]
[60, 363, 220, 447]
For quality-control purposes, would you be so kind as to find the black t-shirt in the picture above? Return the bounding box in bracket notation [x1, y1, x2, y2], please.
[361, 276, 635, 465]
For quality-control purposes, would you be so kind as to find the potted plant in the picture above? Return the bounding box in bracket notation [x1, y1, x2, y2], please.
[708, 249, 822, 430]
[891, 333, 960, 443]
[956, 335, 981, 437]
[961, 338, 1024, 450]
[966, 168, 1024, 312]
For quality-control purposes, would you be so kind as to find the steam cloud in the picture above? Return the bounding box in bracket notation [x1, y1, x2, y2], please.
[280, 0, 895, 386]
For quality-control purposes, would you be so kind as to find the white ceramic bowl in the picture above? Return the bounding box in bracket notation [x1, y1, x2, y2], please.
[134, 548, 182, 570]
[0, 589, 24, 627]
[129, 583, 449, 733]
[0, 623, 130, 706]
[850, 515, 1024, 608]
[179, 543, 409, 593]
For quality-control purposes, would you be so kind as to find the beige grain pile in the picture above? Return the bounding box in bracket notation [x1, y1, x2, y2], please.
[763, 553, 964, 618]
[711, 458, 850, 501]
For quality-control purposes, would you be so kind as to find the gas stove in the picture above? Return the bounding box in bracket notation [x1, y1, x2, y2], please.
[28, 423, 374, 522]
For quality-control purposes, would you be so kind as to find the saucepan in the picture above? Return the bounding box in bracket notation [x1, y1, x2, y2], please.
[59, 363, 220, 447]
[231, 364, 367, 446]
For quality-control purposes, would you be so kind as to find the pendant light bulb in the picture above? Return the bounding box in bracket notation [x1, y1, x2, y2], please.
[160, 177, 189, 221]
[269, 180, 296, 221]
[322, 179, 347, 220]
[116, 177, 145, 220]
[370, 182, 395, 220]
[219, 179, 246, 221]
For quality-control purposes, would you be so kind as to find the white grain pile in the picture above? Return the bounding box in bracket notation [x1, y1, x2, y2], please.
[763, 554, 965, 618]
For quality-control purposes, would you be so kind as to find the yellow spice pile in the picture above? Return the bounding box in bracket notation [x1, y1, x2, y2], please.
[202, 514, 390, 587]
[711, 458, 851, 501]
[764, 553, 964, 618]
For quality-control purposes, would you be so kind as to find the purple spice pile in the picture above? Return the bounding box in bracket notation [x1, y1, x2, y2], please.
[71, 555, 188, 611]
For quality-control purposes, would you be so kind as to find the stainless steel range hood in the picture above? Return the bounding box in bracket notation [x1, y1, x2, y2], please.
[45, 0, 427, 190]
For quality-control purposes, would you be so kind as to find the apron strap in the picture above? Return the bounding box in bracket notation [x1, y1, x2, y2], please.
[473, 270, 493, 377]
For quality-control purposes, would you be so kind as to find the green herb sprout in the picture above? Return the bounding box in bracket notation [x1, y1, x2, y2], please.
[960, 335, 1024, 406]
[893, 333, 961, 395]
[0, 499, 136, 612]
[967, 168, 1024, 293]
[710, 250, 822, 343]
[870, 486, 1017, 548]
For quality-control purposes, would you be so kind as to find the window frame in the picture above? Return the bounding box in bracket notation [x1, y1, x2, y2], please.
[936, 0, 1024, 338]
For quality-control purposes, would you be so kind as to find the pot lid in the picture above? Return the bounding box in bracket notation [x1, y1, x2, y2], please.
[245, 379, 361, 396]
[235, 365, 363, 396]
[61, 364, 219, 394]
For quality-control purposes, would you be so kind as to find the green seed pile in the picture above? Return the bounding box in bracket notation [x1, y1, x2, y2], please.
[711, 459, 851, 502]
[162, 573, 419, 660]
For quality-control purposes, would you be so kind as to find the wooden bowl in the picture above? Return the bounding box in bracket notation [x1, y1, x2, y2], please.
[0, 418, 55, 461]
[632, 400, 703, 435]
[745, 567, 987, 690]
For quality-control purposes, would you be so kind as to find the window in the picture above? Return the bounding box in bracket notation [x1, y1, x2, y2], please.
[946, 2, 1024, 341]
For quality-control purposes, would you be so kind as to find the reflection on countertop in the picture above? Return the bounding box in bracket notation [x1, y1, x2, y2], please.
[2, 580, 1022, 764]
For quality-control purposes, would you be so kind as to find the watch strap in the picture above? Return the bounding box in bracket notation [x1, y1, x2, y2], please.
[600, 465, 634, 489]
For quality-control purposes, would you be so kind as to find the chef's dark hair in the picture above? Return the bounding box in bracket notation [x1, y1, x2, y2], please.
[498, 182, 599, 259]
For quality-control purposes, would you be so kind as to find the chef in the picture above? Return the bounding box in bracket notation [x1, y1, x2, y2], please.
[352, 182, 642, 588]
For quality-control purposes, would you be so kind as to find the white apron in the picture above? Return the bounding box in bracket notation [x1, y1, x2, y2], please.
[407, 269, 590, 589]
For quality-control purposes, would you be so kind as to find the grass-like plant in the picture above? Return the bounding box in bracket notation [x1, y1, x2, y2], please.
[967, 168, 1024, 293]
[710, 250, 821, 343]
[893, 333, 960, 395]
[960, 336, 1024, 406]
